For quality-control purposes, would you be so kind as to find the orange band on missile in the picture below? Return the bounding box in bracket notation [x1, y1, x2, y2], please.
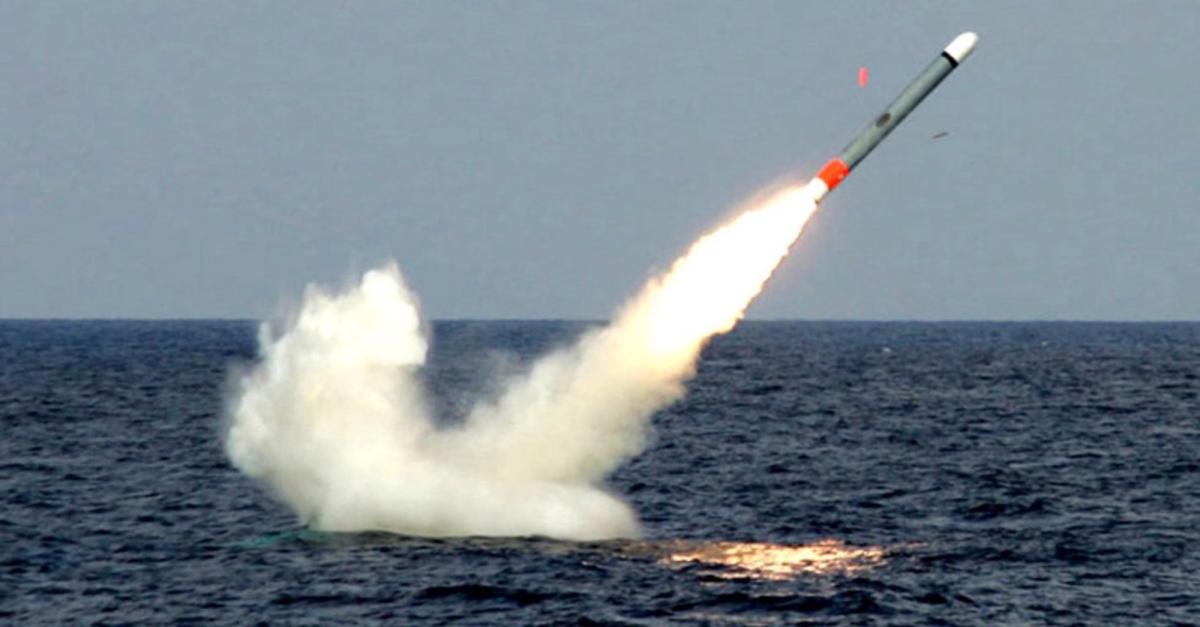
[817, 158, 850, 191]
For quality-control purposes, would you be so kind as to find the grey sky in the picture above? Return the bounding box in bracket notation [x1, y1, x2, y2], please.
[1, 2, 1196, 320]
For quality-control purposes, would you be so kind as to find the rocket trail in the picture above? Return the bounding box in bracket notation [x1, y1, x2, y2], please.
[223, 33, 978, 541]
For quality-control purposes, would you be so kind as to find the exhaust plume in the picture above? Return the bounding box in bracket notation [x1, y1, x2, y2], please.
[225, 182, 820, 540]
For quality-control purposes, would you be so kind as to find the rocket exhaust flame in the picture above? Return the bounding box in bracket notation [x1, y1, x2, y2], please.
[224, 32, 976, 541]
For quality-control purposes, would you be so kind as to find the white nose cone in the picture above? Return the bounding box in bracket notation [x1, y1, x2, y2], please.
[943, 32, 979, 64]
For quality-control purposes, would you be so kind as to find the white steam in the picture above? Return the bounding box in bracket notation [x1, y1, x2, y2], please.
[226, 183, 819, 540]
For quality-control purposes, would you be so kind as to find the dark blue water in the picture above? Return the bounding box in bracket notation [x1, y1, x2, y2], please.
[3, 320, 1198, 624]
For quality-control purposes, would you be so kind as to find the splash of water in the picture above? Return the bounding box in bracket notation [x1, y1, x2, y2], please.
[225, 182, 820, 540]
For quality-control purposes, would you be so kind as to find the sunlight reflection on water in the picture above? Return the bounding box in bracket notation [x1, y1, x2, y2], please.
[663, 539, 885, 580]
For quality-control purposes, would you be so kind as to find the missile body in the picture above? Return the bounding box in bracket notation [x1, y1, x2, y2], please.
[809, 32, 978, 203]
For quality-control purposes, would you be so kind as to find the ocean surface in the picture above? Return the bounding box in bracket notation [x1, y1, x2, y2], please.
[3, 320, 1198, 625]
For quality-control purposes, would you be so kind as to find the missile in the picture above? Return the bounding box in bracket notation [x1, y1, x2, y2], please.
[808, 32, 978, 203]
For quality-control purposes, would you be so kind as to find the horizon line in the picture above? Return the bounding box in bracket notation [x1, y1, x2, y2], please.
[2, 317, 1198, 325]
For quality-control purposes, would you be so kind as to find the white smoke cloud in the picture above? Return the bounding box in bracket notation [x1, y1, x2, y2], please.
[225, 183, 819, 540]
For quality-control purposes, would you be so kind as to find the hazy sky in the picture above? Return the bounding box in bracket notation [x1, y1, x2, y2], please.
[2, 2, 1197, 320]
